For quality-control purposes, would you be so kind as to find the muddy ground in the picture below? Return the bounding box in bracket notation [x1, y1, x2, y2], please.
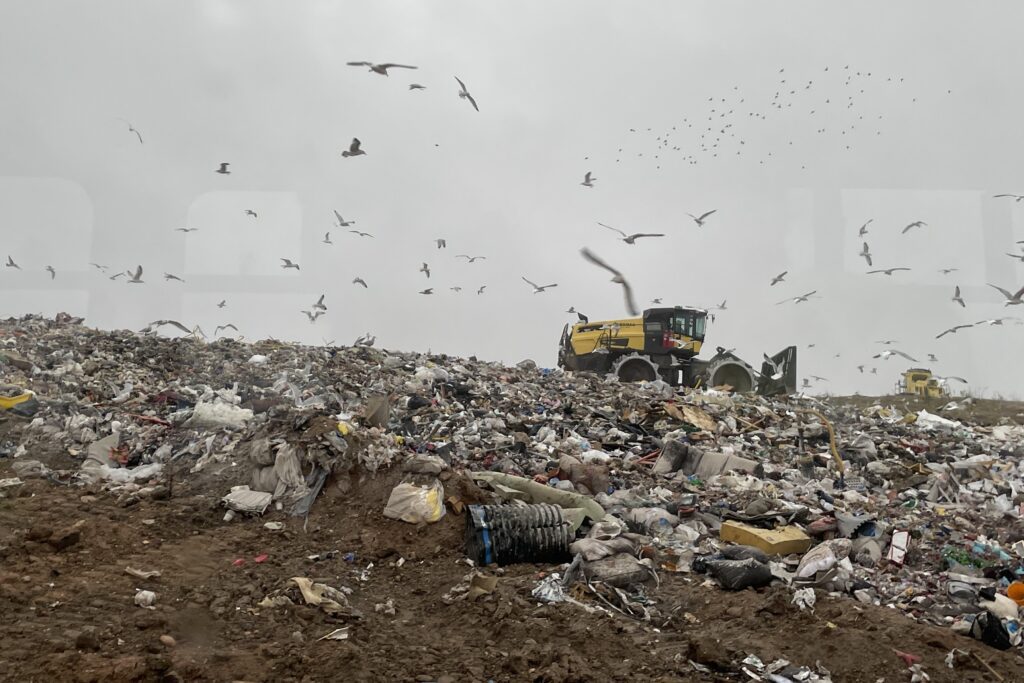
[2, 421, 1024, 683]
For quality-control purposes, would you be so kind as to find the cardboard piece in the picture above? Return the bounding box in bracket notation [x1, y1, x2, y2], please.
[719, 520, 812, 556]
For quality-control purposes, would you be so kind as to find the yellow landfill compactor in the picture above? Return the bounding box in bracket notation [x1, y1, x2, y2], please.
[557, 306, 797, 395]
[897, 368, 946, 398]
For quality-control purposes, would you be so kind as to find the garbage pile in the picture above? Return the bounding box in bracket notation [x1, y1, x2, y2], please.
[4, 314, 1024, 668]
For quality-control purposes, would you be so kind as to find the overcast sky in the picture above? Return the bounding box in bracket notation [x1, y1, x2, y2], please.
[1, 1, 1023, 398]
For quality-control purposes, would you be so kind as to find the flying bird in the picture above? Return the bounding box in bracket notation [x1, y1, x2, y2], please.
[456, 254, 486, 262]
[566, 306, 576, 314]
[993, 193, 1024, 202]
[580, 247, 639, 316]
[142, 320, 192, 336]
[597, 222, 664, 244]
[350, 230, 374, 238]
[867, 267, 911, 276]
[280, 258, 300, 270]
[409, 83, 426, 90]
[436, 239, 446, 249]
[347, 61, 418, 76]
[935, 376, 968, 386]
[935, 324, 973, 339]
[1006, 252, 1024, 262]
[110, 271, 126, 281]
[333, 211, 355, 227]
[875, 339, 900, 345]
[581, 172, 596, 188]
[217, 300, 227, 308]
[45, 265, 55, 279]
[176, 227, 198, 233]
[126, 265, 144, 283]
[420, 263, 431, 278]
[117, 119, 143, 144]
[342, 138, 366, 157]
[769, 271, 787, 286]
[651, 298, 662, 304]
[450, 286, 462, 292]
[874, 349, 919, 361]
[988, 283, 1024, 306]
[419, 288, 434, 295]
[577, 312, 589, 324]
[323, 232, 333, 245]
[858, 219, 872, 237]
[857, 365, 865, 373]
[687, 210, 717, 227]
[313, 295, 327, 312]
[245, 209, 258, 218]
[521, 277, 557, 294]
[928, 353, 939, 362]
[90, 263, 108, 272]
[477, 286, 486, 295]
[809, 375, 829, 382]
[975, 317, 1018, 326]
[215, 324, 239, 336]
[302, 310, 324, 323]
[215, 163, 230, 174]
[715, 300, 728, 310]
[353, 277, 368, 288]
[454, 76, 479, 111]
[902, 221, 927, 234]
[5, 256, 20, 269]
[860, 242, 872, 267]
[164, 273, 185, 282]
[776, 291, 817, 304]
[952, 286, 965, 307]
[938, 268, 958, 274]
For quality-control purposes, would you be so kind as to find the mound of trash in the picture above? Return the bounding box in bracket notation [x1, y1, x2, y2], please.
[3, 313, 1024, 681]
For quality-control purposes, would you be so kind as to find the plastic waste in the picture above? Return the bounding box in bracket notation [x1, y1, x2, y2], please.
[383, 480, 446, 524]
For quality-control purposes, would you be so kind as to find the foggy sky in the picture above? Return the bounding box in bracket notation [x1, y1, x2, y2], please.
[1, 1, 1023, 398]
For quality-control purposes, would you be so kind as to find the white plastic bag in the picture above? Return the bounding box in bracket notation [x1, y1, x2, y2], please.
[383, 480, 446, 524]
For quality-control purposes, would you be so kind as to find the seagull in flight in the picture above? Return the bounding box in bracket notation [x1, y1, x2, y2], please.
[580, 247, 639, 316]
[45, 265, 55, 279]
[776, 291, 817, 304]
[302, 310, 324, 323]
[597, 222, 664, 244]
[935, 324, 973, 339]
[456, 254, 486, 263]
[935, 375, 969, 387]
[117, 118, 143, 144]
[1006, 252, 1024, 262]
[176, 227, 198, 233]
[902, 221, 927, 234]
[687, 210, 717, 227]
[860, 242, 872, 267]
[450, 286, 462, 292]
[5, 256, 20, 269]
[566, 306, 576, 314]
[928, 353, 939, 362]
[313, 295, 327, 312]
[651, 298, 662, 304]
[858, 219, 872, 237]
[874, 349, 919, 361]
[350, 230, 374, 238]
[347, 61, 418, 76]
[245, 209, 258, 218]
[857, 365, 865, 373]
[90, 263, 108, 272]
[522, 277, 557, 294]
[164, 273, 185, 282]
[215, 163, 230, 174]
[419, 288, 434, 295]
[993, 193, 1024, 202]
[875, 339, 900, 345]
[809, 375, 829, 382]
[215, 324, 238, 336]
[353, 277, 368, 288]
[988, 283, 1024, 306]
[952, 286, 965, 307]
[975, 317, 1018, 326]
[939, 267, 958, 274]
[142, 320, 192, 336]
[581, 171, 596, 188]
[409, 83, 426, 90]
[436, 239, 446, 249]
[454, 76, 479, 111]
[715, 300, 728, 310]
[420, 263, 431, 278]
[126, 265, 144, 284]
[110, 271, 126, 281]
[477, 286, 486, 295]
[217, 300, 227, 308]
[333, 211, 355, 227]
[323, 232, 333, 245]
[342, 138, 366, 157]
[769, 271, 787, 286]
[867, 267, 911, 276]
[280, 258, 300, 270]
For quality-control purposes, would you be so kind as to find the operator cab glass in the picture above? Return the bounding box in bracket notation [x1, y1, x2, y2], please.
[667, 309, 706, 341]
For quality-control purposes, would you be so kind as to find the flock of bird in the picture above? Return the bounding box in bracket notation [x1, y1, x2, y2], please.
[2, 56, 1023, 396]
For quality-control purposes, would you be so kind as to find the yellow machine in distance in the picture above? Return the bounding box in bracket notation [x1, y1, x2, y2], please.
[557, 306, 797, 393]
[896, 368, 946, 398]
